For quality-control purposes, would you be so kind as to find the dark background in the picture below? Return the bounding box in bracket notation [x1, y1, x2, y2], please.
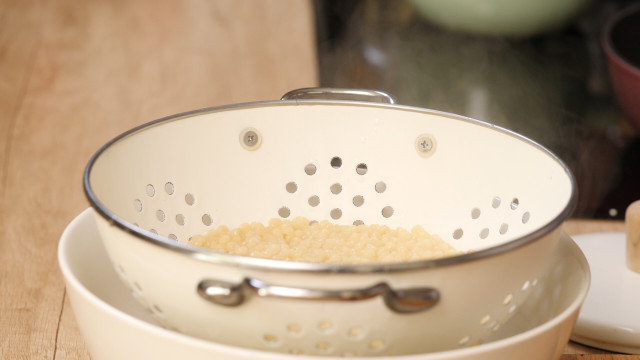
[313, 0, 640, 219]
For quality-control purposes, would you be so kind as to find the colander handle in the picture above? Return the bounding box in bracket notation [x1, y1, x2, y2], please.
[281, 87, 397, 104]
[197, 278, 439, 314]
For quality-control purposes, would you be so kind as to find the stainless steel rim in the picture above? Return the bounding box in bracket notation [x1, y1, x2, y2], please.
[84, 99, 577, 273]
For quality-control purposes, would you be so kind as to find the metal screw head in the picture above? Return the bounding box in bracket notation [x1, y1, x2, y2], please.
[415, 134, 436, 158]
[240, 128, 262, 151]
[245, 132, 257, 145]
[418, 139, 432, 151]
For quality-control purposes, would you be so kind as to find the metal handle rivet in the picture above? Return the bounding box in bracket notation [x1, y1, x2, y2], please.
[240, 128, 262, 151]
[415, 134, 436, 157]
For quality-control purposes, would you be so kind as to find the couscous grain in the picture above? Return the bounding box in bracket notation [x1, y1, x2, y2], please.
[189, 217, 458, 263]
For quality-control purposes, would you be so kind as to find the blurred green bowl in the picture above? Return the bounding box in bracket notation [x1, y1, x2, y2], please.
[410, 0, 592, 37]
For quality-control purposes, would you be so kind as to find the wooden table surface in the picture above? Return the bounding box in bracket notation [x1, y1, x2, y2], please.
[0, 0, 317, 358]
[0, 1, 637, 359]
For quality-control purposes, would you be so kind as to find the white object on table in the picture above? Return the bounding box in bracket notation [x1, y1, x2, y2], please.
[571, 232, 640, 354]
[58, 208, 589, 360]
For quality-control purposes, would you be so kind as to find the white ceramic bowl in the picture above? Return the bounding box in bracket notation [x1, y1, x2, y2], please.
[58, 208, 589, 360]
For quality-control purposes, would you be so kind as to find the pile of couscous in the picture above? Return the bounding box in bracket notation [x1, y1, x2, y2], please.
[189, 217, 458, 264]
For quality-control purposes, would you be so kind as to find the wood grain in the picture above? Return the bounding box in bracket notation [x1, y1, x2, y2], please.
[560, 356, 640, 360]
[52, 295, 91, 360]
[563, 218, 626, 236]
[0, 0, 316, 358]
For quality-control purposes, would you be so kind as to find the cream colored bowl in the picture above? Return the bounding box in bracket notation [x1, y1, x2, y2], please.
[58, 208, 589, 360]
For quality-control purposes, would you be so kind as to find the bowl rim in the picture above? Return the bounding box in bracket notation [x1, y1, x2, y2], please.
[58, 209, 591, 360]
[83, 97, 577, 273]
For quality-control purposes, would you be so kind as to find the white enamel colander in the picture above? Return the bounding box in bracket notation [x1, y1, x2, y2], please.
[84, 88, 576, 357]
